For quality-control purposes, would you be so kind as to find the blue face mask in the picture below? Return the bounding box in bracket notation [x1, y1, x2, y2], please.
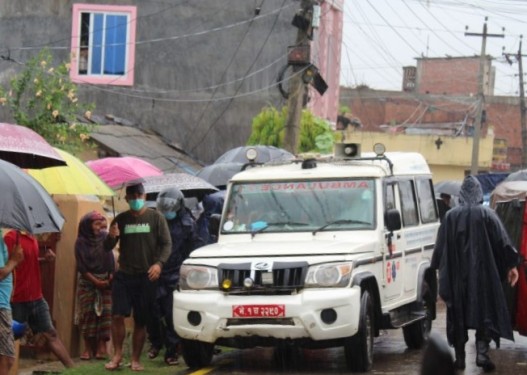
[164, 212, 177, 220]
[128, 199, 145, 211]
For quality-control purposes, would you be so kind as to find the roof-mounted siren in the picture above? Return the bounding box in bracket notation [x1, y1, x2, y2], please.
[334, 143, 361, 158]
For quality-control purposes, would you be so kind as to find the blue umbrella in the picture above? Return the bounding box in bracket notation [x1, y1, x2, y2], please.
[0, 159, 64, 233]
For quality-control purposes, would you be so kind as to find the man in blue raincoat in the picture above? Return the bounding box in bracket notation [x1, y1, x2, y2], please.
[147, 187, 205, 366]
[431, 175, 519, 372]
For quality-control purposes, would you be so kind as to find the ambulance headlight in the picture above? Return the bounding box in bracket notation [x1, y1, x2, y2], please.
[305, 263, 353, 287]
[180, 265, 218, 290]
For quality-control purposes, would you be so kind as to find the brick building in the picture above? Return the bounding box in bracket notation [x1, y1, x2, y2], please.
[405, 56, 495, 96]
[341, 56, 522, 172]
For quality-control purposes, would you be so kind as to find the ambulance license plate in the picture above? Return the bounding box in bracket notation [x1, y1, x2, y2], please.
[232, 304, 285, 318]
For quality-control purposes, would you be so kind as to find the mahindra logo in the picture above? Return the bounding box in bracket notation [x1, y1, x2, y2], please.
[254, 262, 271, 271]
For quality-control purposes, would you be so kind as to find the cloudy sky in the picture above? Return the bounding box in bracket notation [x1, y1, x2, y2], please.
[340, 0, 527, 96]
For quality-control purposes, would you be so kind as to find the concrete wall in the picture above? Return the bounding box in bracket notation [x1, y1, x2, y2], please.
[0, 0, 342, 164]
[342, 129, 495, 182]
[0, 1, 284, 164]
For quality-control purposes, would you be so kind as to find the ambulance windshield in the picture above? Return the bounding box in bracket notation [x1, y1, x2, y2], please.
[221, 179, 376, 234]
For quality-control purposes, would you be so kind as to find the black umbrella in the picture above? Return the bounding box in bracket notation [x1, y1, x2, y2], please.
[196, 162, 244, 188]
[434, 180, 462, 197]
[0, 159, 64, 233]
[214, 145, 295, 164]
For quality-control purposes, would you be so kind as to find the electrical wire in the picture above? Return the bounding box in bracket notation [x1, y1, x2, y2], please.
[0, 0, 194, 55]
[188, 0, 289, 153]
[341, 0, 527, 96]
[182, 0, 267, 146]
[0, 1, 295, 55]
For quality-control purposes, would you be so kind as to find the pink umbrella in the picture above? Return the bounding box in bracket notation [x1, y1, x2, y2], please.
[0, 122, 66, 169]
[86, 156, 163, 189]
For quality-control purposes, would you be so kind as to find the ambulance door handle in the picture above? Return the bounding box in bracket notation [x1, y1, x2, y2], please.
[396, 234, 401, 239]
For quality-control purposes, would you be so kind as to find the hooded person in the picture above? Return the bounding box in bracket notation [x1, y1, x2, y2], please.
[431, 175, 520, 372]
[74, 211, 114, 360]
[197, 190, 225, 244]
[146, 187, 205, 366]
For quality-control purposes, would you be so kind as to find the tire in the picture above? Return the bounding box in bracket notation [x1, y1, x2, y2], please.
[273, 342, 301, 369]
[344, 290, 374, 372]
[180, 339, 214, 368]
[403, 281, 433, 349]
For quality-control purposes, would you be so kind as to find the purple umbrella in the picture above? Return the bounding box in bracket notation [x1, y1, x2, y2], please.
[86, 156, 163, 189]
[0, 122, 66, 169]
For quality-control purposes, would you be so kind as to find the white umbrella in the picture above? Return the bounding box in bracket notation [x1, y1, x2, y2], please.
[139, 173, 218, 199]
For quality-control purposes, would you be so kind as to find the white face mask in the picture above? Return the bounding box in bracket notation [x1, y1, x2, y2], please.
[164, 211, 177, 220]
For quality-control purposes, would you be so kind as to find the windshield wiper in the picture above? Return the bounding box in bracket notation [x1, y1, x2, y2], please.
[312, 219, 370, 236]
[250, 221, 309, 238]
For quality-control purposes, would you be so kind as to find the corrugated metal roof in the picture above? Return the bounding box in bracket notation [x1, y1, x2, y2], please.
[90, 124, 203, 175]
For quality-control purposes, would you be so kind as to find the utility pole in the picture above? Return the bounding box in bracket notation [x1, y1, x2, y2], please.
[504, 36, 527, 167]
[465, 18, 504, 175]
[284, 0, 314, 154]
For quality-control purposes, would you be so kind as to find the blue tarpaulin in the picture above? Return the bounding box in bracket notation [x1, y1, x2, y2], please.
[475, 173, 509, 194]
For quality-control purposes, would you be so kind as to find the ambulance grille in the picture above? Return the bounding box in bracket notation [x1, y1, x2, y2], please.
[218, 261, 308, 295]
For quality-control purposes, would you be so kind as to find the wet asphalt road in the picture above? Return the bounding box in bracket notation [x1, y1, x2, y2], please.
[185, 300, 527, 375]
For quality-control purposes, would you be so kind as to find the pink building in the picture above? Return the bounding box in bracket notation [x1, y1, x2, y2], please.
[308, 0, 344, 123]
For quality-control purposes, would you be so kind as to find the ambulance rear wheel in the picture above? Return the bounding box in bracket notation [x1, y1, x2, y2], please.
[403, 281, 432, 349]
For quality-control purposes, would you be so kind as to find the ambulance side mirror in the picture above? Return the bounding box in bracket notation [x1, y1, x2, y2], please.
[385, 208, 401, 231]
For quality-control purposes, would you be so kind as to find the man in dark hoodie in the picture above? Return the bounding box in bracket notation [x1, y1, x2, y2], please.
[147, 187, 205, 366]
[431, 175, 519, 372]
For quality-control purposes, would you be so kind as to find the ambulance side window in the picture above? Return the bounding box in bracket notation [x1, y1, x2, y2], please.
[416, 178, 438, 223]
[384, 183, 396, 211]
[398, 180, 419, 227]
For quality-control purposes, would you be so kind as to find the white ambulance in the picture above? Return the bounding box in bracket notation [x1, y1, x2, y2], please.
[173, 144, 440, 371]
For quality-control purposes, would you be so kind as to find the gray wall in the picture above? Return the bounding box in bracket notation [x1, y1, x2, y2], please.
[0, 0, 297, 164]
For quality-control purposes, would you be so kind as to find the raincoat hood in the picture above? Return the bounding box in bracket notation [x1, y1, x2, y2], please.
[459, 175, 483, 206]
[78, 211, 106, 243]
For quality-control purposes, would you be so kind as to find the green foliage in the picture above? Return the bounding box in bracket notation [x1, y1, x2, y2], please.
[339, 104, 351, 114]
[0, 49, 95, 152]
[248, 106, 335, 153]
[248, 106, 285, 147]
